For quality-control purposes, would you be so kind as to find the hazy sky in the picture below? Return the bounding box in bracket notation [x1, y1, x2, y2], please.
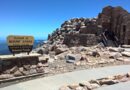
[0, 0, 130, 40]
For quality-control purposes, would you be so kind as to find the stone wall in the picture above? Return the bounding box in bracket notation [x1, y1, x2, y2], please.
[63, 34, 100, 47]
[98, 6, 130, 45]
[0, 54, 46, 80]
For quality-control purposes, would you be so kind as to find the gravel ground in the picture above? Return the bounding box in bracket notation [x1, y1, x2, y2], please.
[0, 47, 130, 88]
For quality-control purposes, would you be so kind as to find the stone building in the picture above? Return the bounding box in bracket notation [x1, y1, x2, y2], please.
[48, 6, 130, 47]
[98, 6, 130, 45]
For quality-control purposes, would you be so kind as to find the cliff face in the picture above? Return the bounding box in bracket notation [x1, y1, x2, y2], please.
[98, 6, 130, 45]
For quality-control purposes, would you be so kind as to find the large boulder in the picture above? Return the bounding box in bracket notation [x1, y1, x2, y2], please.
[55, 47, 68, 55]
[65, 54, 82, 63]
[99, 79, 119, 85]
[109, 52, 122, 59]
[121, 52, 130, 57]
[39, 55, 50, 63]
[14, 70, 23, 77]
[36, 48, 49, 55]
[117, 58, 130, 62]
[109, 47, 125, 52]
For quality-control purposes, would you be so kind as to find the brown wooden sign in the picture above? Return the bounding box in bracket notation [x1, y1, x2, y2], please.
[7, 35, 34, 55]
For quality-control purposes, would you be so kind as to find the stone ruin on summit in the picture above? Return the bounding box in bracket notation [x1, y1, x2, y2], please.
[48, 6, 130, 47]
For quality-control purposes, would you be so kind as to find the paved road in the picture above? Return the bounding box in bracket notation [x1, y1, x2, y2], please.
[1, 65, 130, 90]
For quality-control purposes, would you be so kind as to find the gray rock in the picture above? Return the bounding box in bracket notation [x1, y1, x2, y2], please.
[44, 68, 50, 74]
[29, 69, 37, 74]
[42, 63, 49, 67]
[36, 67, 44, 73]
[119, 77, 129, 82]
[10, 66, 18, 73]
[89, 79, 100, 85]
[68, 84, 79, 89]
[116, 58, 130, 62]
[39, 55, 49, 63]
[74, 61, 81, 66]
[48, 58, 55, 63]
[3, 70, 11, 74]
[55, 47, 68, 55]
[109, 47, 125, 52]
[79, 81, 91, 87]
[92, 51, 100, 57]
[14, 70, 23, 77]
[65, 54, 82, 63]
[76, 46, 87, 52]
[79, 81, 100, 89]
[75, 86, 87, 90]
[19, 67, 24, 73]
[36, 48, 49, 55]
[89, 83, 100, 89]
[30, 65, 37, 69]
[37, 63, 43, 68]
[122, 45, 130, 48]
[0, 74, 14, 80]
[99, 79, 119, 85]
[23, 65, 30, 70]
[121, 52, 130, 57]
[109, 52, 122, 59]
[22, 71, 30, 75]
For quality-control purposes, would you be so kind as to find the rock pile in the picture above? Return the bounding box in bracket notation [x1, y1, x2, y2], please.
[34, 6, 130, 57]
[59, 72, 130, 90]
[48, 18, 102, 47]
[32, 42, 130, 77]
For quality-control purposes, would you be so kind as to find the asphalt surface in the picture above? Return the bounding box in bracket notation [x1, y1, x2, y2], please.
[0, 65, 130, 90]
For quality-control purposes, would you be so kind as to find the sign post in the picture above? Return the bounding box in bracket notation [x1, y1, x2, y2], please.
[7, 35, 34, 56]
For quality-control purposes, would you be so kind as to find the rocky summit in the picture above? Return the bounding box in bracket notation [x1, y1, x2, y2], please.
[48, 17, 102, 47]
[0, 6, 130, 86]
[31, 6, 130, 78]
[46, 6, 130, 48]
[32, 6, 130, 71]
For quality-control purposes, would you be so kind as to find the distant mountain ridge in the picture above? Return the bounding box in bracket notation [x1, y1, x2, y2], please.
[0, 39, 45, 55]
[0, 40, 10, 55]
